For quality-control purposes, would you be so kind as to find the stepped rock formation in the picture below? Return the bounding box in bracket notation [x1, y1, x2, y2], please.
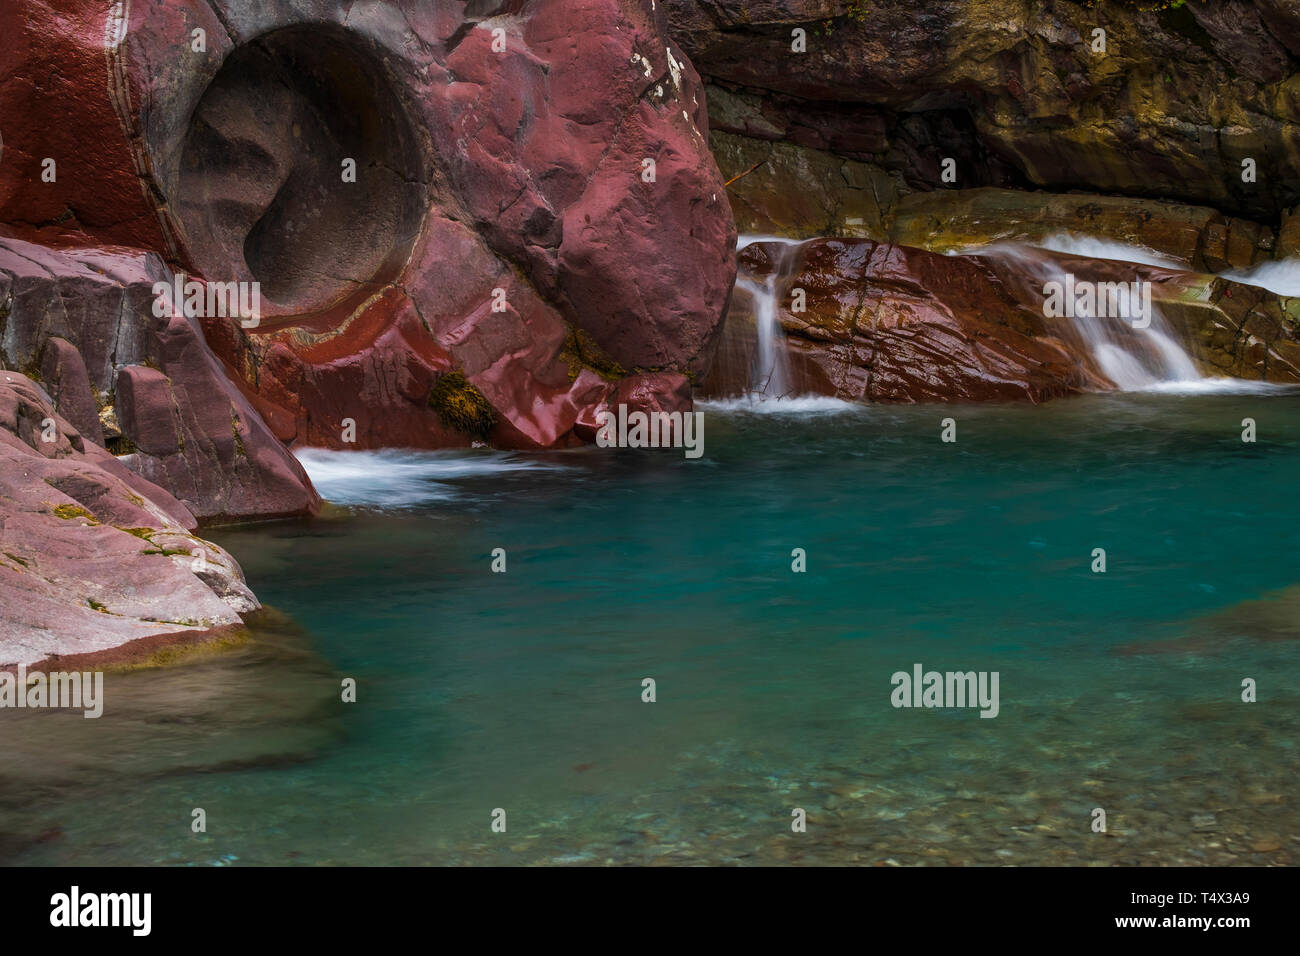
[705, 238, 1101, 400]
[0, 238, 319, 523]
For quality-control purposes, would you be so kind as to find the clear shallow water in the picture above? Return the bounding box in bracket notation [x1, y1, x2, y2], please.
[3, 393, 1299, 866]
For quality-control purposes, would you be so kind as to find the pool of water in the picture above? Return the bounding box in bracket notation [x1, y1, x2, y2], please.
[3, 392, 1298, 865]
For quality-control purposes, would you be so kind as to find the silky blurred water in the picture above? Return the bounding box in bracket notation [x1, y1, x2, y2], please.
[2, 392, 1298, 865]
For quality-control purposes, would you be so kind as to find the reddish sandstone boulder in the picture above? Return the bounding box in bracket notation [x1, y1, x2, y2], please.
[0, 0, 735, 452]
[0, 372, 259, 666]
[39, 337, 102, 446]
[0, 237, 320, 523]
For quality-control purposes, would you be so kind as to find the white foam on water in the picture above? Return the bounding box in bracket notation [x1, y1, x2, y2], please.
[295, 447, 569, 507]
[978, 242, 1205, 391]
[1130, 379, 1298, 396]
[699, 395, 859, 415]
[1220, 258, 1300, 297]
[1029, 233, 1186, 269]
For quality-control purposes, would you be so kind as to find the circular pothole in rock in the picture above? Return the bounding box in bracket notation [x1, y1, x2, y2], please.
[175, 24, 427, 320]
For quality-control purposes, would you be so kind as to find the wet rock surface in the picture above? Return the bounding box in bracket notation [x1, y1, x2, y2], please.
[670, 0, 1300, 293]
[704, 237, 1300, 401]
[666, 0, 1300, 220]
[0, 0, 736, 659]
[705, 238, 1101, 401]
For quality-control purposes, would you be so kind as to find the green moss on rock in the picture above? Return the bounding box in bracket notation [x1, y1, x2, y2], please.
[560, 327, 627, 382]
[232, 410, 247, 459]
[53, 504, 97, 523]
[428, 370, 498, 438]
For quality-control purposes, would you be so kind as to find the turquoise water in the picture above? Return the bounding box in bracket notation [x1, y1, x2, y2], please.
[3, 391, 1298, 865]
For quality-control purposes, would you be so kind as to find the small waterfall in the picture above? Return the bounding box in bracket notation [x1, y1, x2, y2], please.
[736, 235, 801, 399]
[730, 232, 1231, 401]
[981, 241, 1203, 391]
[1221, 257, 1300, 297]
[1029, 233, 1185, 270]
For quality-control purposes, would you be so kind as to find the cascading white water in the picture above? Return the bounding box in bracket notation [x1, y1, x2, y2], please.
[735, 234, 801, 399]
[980, 240, 1204, 391]
[1029, 233, 1184, 270]
[1221, 258, 1300, 297]
[733, 231, 1276, 401]
[1076, 312, 1203, 390]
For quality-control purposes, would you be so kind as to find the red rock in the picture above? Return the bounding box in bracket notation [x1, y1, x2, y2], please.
[0, 237, 320, 523]
[1, 0, 735, 453]
[39, 337, 102, 446]
[0, 0, 174, 252]
[0, 372, 258, 666]
[613, 372, 694, 417]
[706, 237, 1300, 400]
[115, 367, 180, 456]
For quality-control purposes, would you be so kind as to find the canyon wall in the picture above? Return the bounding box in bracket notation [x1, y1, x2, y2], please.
[665, 0, 1300, 259]
[667, 0, 1300, 399]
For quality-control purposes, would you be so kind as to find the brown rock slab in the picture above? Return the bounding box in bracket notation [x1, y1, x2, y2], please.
[702, 238, 1099, 402]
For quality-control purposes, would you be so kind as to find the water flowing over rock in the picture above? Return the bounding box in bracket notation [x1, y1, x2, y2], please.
[0, 0, 736, 660]
[703, 237, 1300, 402]
[990, 245, 1300, 385]
[703, 237, 1101, 402]
[733, 236, 800, 397]
[979, 244, 1204, 390]
[4, 0, 1299, 667]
